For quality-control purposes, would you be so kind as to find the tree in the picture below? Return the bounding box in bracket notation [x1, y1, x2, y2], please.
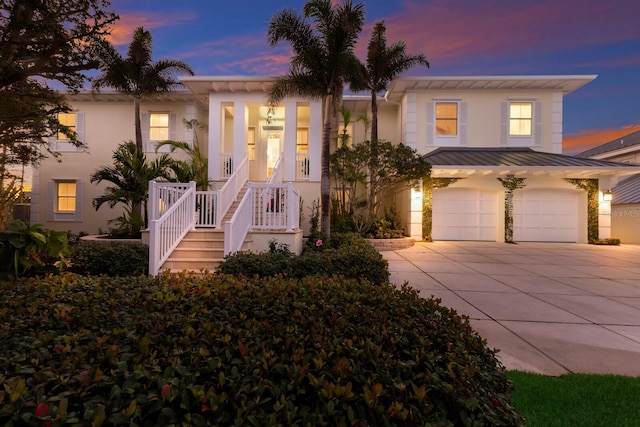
[90, 141, 174, 237]
[267, 0, 365, 240]
[0, 0, 117, 225]
[155, 119, 212, 191]
[92, 26, 195, 154]
[0, 0, 118, 90]
[356, 21, 429, 217]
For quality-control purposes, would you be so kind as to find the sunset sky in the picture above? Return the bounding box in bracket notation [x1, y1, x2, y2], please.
[108, 0, 640, 155]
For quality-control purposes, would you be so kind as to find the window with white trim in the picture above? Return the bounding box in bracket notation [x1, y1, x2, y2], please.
[509, 102, 532, 136]
[47, 180, 83, 222]
[52, 112, 84, 152]
[500, 100, 542, 146]
[435, 102, 458, 136]
[143, 112, 177, 152]
[426, 100, 467, 147]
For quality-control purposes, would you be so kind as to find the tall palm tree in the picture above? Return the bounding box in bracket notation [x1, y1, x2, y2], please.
[90, 141, 174, 235]
[267, 0, 365, 240]
[92, 26, 194, 222]
[357, 21, 429, 217]
[92, 27, 194, 154]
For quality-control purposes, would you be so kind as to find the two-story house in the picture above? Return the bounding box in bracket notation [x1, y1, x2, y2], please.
[31, 74, 640, 274]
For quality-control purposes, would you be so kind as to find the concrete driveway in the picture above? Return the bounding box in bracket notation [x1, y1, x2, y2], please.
[382, 241, 640, 377]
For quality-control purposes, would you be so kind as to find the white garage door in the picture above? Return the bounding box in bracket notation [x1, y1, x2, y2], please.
[432, 188, 497, 241]
[513, 189, 578, 242]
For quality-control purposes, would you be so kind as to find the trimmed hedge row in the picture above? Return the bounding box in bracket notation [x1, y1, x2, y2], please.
[70, 241, 149, 276]
[218, 233, 390, 285]
[0, 273, 523, 426]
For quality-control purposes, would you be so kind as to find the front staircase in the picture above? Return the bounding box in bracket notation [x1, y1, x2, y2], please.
[159, 186, 250, 274]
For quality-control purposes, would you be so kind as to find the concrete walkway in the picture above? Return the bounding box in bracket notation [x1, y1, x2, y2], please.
[382, 241, 640, 377]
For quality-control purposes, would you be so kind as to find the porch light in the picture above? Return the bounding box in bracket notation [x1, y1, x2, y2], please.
[603, 190, 613, 202]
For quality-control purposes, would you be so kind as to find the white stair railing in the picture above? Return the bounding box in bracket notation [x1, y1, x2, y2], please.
[220, 152, 234, 179]
[148, 181, 196, 275]
[252, 183, 299, 231]
[224, 185, 253, 256]
[195, 191, 217, 227]
[216, 154, 249, 228]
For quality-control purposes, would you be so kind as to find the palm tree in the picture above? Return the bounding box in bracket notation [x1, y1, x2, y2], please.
[92, 27, 194, 153]
[156, 119, 212, 191]
[267, 0, 365, 240]
[357, 21, 429, 217]
[90, 141, 174, 236]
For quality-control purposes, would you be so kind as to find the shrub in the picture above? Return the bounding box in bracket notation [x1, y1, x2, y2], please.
[0, 274, 524, 426]
[70, 240, 148, 276]
[0, 220, 70, 278]
[219, 233, 389, 285]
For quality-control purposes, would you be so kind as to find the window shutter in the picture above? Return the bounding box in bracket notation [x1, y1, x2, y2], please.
[500, 102, 509, 145]
[75, 181, 84, 221]
[169, 112, 177, 140]
[459, 102, 467, 145]
[75, 112, 85, 152]
[426, 102, 434, 146]
[47, 182, 55, 221]
[534, 101, 543, 146]
[141, 112, 150, 151]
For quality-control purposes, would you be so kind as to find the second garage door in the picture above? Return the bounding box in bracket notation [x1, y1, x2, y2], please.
[432, 188, 498, 241]
[513, 189, 579, 242]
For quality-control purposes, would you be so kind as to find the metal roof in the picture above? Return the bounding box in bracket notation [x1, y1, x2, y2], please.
[423, 147, 640, 178]
[612, 173, 640, 204]
[576, 129, 640, 158]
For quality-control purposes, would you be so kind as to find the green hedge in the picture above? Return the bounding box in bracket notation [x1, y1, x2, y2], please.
[70, 240, 148, 276]
[0, 274, 523, 425]
[219, 233, 390, 285]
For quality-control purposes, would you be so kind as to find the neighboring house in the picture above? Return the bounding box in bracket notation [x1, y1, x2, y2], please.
[578, 129, 640, 243]
[31, 74, 640, 274]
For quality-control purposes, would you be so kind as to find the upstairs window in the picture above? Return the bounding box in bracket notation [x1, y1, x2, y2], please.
[435, 102, 458, 136]
[149, 113, 169, 141]
[57, 113, 76, 140]
[509, 102, 532, 136]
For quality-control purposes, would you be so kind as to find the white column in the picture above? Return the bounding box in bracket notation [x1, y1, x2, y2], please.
[308, 100, 322, 181]
[409, 185, 423, 240]
[233, 101, 247, 168]
[283, 100, 297, 181]
[208, 95, 221, 180]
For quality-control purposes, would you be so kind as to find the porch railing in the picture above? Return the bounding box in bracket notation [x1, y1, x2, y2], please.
[296, 153, 310, 180]
[148, 181, 196, 276]
[195, 191, 217, 227]
[220, 152, 234, 179]
[224, 182, 300, 256]
[216, 154, 249, 228]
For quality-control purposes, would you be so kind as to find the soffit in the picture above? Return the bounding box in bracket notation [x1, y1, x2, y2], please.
[386, 75, 597, 102]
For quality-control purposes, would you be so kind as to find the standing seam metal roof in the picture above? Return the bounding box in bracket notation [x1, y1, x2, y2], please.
[423, 147, 640, 168]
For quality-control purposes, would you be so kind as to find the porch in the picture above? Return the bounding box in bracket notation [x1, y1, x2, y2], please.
[147, 154, 304, 275]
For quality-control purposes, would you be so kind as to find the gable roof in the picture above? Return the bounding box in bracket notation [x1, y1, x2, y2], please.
[576, 129, 640, 158]
[423, 147, 640, 178]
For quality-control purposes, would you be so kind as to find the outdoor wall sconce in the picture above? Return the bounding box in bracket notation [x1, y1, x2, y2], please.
[603, 190, 613, 202]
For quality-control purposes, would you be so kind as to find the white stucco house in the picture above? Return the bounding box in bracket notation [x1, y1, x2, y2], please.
[30, 74, 640, 274]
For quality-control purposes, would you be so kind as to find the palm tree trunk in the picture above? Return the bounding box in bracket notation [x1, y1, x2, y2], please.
[133, 95, 143, 224]
[368, 91, 379, 219]
[321, 95, 332, 240]
[134, 95, 143, 152]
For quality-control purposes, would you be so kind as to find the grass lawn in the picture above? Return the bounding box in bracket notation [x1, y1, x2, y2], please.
[507, 371, 640, 426]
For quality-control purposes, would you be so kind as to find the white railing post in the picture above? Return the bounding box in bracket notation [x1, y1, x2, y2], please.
[287, 182, 294, 232]
[149, 181, 158, 222]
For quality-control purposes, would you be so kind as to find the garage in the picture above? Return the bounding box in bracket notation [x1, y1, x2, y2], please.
[432, 188, 498, 241]
[513, 189, 579, 242]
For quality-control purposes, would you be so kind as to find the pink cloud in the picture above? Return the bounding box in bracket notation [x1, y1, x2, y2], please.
[563, 124, 640, 154]
[380, 0, 640, 69]
[108, 11, 197, 45]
